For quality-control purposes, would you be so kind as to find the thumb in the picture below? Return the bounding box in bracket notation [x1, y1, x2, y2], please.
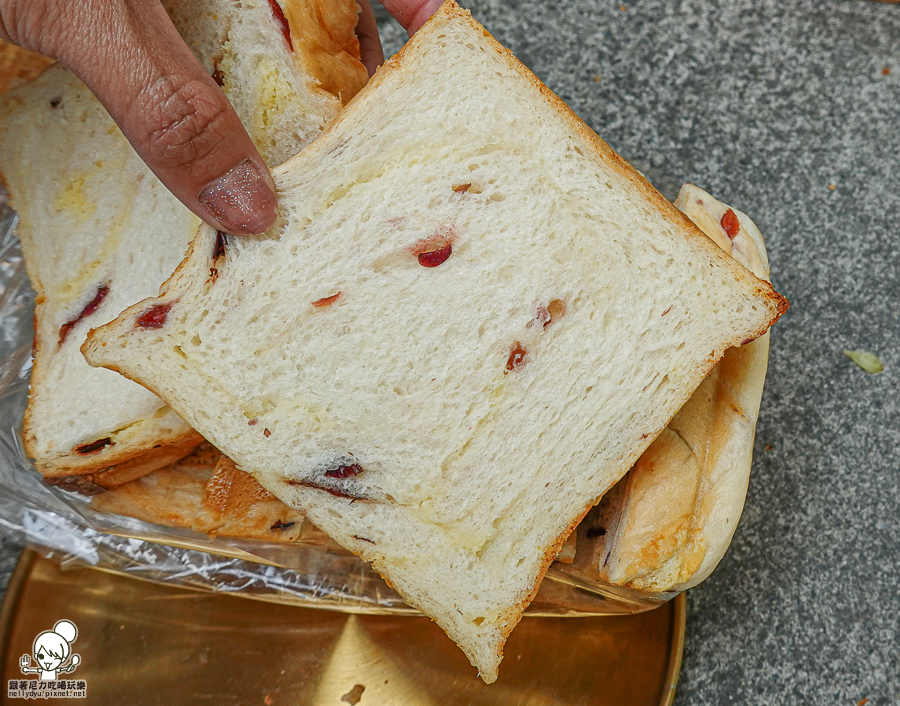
[49, 0, 277, 235]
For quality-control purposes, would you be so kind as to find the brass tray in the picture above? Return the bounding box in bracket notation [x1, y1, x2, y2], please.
[0, 548, 685, 704]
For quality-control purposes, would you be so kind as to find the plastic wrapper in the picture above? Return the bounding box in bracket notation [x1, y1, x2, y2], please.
[0, 189, 671, 617]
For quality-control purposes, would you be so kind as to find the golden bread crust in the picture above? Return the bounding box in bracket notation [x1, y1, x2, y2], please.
[0, 42, 53, 96]
[92, 447, 308, 540]
[41, 430, 203, 493]
[283, 0, 368, 104]
[594, 185, 774, 592]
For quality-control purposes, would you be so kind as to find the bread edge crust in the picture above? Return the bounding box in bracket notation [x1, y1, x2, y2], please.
[38, 430, 204, 494]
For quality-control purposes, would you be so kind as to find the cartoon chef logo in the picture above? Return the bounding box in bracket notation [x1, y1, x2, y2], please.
[19, 619, 81, 681]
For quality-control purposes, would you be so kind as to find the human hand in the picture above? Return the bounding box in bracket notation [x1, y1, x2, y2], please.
[0, 0, 445, 234]
[0, 0, 277, 234]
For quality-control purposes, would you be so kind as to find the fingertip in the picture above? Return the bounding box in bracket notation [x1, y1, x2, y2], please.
[197, 158, 278, 235]
[356, 0, 384, 75]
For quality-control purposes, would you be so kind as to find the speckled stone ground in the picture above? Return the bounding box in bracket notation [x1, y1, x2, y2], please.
[0, 1, 897, 704]
[377, 1, 900, 703]
[0, 536, 19, 595]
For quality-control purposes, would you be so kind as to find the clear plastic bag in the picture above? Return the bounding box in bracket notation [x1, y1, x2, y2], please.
[0, 189, 670, 617]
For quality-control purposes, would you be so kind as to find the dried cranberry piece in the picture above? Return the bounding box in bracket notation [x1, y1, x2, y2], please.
[288, 480, 363, 501]
[418, 244, 452, 268]
[546, 299, 567, 326]
[721, 209, 740, 239]
[59, 284, 109, 345]
[75, 437, 112, 455]
[270, 520, 295, 531]
[135, 303, 173, 329]
[312, 292, 342, 308]
[325, 463, 363, 479]
[452, 183, 472, 193]
[267, 0, 294, 52]
[211, 66, 225, 87]
[506, 342, 527, 371]
[212, 231, 227, 260]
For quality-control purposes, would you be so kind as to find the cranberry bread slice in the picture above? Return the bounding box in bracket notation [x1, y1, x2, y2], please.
[0, 64, 205, 491]
[592, 185, 773, 592]
[84, 1, 787, 681]
[0, 0, 366, 490]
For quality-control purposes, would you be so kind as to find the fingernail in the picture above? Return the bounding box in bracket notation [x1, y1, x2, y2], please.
[197, 159, 277, 235]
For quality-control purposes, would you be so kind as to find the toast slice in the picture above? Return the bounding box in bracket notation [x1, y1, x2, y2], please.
[591, 185, 772, 592]
[84, 1, 787, 681]
[0, 0, 367, 491]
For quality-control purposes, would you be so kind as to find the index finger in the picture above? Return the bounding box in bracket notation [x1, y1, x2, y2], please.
[378, 0, 445, 34]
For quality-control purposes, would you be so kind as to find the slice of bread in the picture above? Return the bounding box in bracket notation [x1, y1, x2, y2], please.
[84, 1, 787, 681]
[89, 442, 221, 528]
[591, 185, 773, 592]
[0, 64, 206, 492]
[0, 0, 366, 490]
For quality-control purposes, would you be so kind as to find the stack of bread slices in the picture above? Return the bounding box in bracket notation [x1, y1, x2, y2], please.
[2, 0, 787, 684]
[0, 0, 367, 492]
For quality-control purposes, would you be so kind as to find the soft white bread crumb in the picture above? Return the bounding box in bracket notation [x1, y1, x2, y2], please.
[594, 184, 773, 592]
[84, 1, 787, 681]
[0, 0, 365, 487]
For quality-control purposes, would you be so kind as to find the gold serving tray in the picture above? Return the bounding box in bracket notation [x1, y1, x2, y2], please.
[0, 548, 684, 704]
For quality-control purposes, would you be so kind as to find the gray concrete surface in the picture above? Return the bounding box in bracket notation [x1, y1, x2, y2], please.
[374, 1, 900, 703]
[1, 1, 897, 704]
